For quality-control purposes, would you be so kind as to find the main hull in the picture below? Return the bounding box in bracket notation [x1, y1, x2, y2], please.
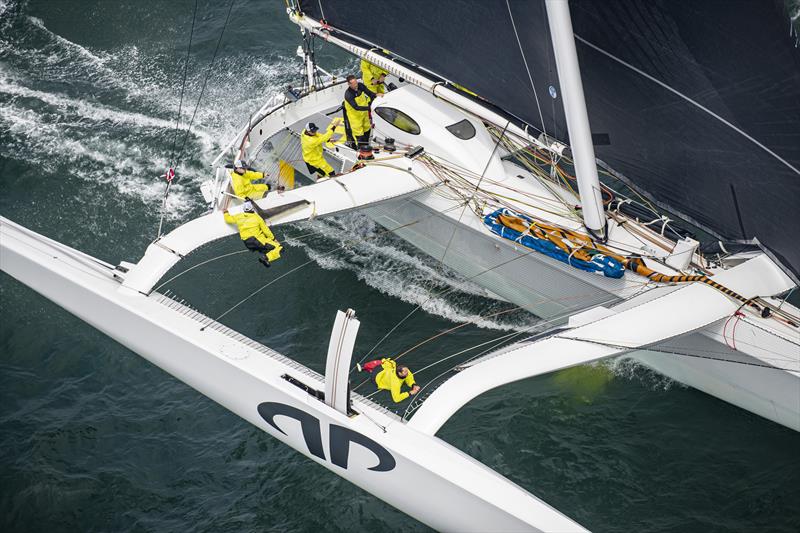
[363, 194, 625, 320]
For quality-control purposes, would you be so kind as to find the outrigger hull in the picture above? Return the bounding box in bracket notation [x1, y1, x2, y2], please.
[0, 217, 587, 532]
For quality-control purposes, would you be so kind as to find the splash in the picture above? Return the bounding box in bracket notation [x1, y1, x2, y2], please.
[0, 6, 295, 222]
[603, 356, 681, 391]
[289, 213, 539, 331]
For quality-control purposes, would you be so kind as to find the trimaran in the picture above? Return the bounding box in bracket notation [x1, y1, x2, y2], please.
[2, 1, 799, 531]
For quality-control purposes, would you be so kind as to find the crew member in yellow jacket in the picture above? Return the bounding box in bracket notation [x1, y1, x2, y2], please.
[359, 358, 420, 403]
[360, 58, 389, 94]
[230, 159, 269, 199]
[223, 200, 282, 268]
[343, 74, 381, 148]
[301, 119, 342, 179]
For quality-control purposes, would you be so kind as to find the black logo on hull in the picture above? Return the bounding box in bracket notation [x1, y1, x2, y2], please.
[258, 402, 396, 472]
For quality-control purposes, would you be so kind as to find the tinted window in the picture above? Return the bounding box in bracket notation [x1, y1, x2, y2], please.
[446, 119, 476, 140]
[374, 107, 421, 135]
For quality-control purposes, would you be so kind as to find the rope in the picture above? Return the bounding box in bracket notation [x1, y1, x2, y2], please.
[394, 306, 522, 361]
[439, 121, 509, 265]
[154, 249, 249, 292]
[351, 307, 525, 393]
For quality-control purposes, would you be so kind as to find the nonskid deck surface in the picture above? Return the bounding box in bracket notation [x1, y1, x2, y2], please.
[248, 105, 349, 182]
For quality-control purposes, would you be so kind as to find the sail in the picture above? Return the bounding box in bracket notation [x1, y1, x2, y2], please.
[297, 0, 800, 282]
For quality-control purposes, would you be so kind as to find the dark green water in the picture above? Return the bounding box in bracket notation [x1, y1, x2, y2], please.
[1, 1, 799, 531]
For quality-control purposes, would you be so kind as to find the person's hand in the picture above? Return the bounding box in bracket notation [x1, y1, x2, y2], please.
[376, 93, 384, 98]
[409, 385, 420, 395]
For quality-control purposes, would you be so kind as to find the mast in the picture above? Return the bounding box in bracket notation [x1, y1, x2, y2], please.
[545, 0, 606, 238]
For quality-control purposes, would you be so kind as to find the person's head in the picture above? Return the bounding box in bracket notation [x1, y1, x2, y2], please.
[346, 74, 358, 90]
[305, 122, 319, 135]
[242, 200, 255, 213]
[234, 159, 247, 175]
[396, 365, 409, 378]
[377, 73, 386, 82]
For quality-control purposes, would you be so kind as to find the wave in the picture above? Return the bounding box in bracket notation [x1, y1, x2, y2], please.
[288, 213, 539, 332]
[0, 7, 296, 221]
[603, 356, 681, 391]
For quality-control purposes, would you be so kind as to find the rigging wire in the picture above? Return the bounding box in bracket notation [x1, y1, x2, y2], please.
[169, 0, 199, 168]
[438, 122, 510, 267]
[175, 0, 237, 168]
[393, 306, 523, 361]
[351, 306, 528, 393]
[506, 0, 547, 139]
[553, 335, 800, 373]
[156, 0, 236, 240]
[201, 193, 463, 328]
[154, 249, 249, 292]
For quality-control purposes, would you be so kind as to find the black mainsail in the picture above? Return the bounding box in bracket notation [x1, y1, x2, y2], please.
[297, 0, 800, 282]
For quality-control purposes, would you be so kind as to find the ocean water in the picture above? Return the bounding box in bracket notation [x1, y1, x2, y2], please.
[1, 1, 799, 532]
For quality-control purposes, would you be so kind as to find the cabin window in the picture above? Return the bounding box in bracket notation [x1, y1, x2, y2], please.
[374, 107, 421, 135]
[445, 119, 476, 140]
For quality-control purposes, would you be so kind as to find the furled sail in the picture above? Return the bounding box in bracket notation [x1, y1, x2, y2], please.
[297, 0, 800, 282]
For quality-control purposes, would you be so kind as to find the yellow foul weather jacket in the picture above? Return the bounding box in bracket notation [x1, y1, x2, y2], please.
[343, 82, 375, 139]
[375, 358, 416, 403]
[301, 126, 336, 174]
[224, 211, 276, 245]
[230, 169, 268, 199]
[360, 59, 389, 94]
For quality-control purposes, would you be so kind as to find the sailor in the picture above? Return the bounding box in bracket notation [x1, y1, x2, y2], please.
[359, 358, 420, 403]
[301, 119, 342, 179]
[230, 159, 269, 199]
[360, 58, 389, 95]
[343, 74, 382, 149]
[223, 199, 282, 268]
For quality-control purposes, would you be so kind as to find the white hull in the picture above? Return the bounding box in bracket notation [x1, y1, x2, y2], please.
[0, 217, 587, 533]
[363, 194, 622, 320]
[633, 337, 800, 431]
